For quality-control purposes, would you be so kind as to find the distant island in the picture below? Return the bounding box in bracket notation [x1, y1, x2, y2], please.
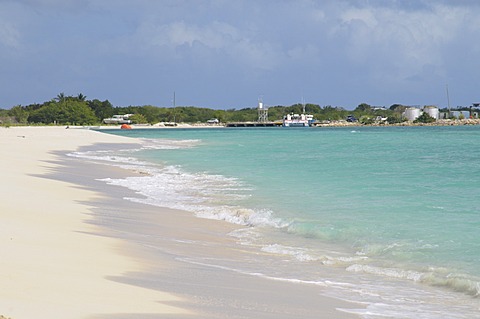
[1, 93, 479, 127]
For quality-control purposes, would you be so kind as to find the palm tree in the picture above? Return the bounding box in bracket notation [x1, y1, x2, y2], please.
[56, 92, 66, 102]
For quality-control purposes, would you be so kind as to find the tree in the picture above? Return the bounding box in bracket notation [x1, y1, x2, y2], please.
[88, 99, 114, 122]
[386, 113, 405, 124]
[315, 105, 346, 121]
[55, 92, 66, 103]
[8, 105, 29, 124]
[24, 103, 43, 112]
[414, 112, 436, 124]
[28, 100, 97, 125]
[129, 113, 147, 124]
[137, 105, 162, 124]
[355, 103, 372, 112]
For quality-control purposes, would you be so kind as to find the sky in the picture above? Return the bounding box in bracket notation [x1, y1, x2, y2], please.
[1, 0, 480, 110]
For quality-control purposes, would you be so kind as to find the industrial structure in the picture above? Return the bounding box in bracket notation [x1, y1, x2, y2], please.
[404, 104, 479, 121]
[257, 98, 268, 122]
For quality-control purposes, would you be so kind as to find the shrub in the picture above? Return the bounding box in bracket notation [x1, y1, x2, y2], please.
[414, 113, 436, 123]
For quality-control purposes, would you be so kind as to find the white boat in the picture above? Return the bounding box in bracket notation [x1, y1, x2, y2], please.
[282, 113, 314, 127]
[103, 114, 133, 124]
[207, 118, 220, 124]
[282, 101, 314, 127]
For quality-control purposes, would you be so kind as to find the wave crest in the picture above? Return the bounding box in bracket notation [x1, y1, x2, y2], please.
[347, 264, 480, 297]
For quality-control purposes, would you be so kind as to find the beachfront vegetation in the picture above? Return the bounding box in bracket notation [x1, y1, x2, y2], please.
[1, 93, 479, 126]
[28, 98, 97, 125]
[414, 112, 436, 124]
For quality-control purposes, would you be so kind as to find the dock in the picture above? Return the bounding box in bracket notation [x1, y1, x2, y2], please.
[225, 121, 280, 127]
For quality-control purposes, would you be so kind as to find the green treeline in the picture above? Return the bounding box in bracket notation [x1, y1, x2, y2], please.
[0, 93, 475, 126]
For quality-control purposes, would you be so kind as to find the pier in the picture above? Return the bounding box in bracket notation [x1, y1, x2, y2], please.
[225, 121, 280, 127]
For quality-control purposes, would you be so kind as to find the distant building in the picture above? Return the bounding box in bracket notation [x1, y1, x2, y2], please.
[449, 111, 461, 119]
[449, 111, 470, 119]
[461, 111, 471, 119]
[423, 106, 439, 120]
[403, 106, 440, 121]
[404, 107, 422, 121]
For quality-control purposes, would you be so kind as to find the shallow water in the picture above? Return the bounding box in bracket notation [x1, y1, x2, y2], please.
[72, 126, 480, 318]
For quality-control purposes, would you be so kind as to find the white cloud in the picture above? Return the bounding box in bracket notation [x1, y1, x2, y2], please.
[115, 18, 283, 71]
[146, 20, 237, 49]
[327, 3, 473, 84]
[2, 0, 480, 108]
[341, 8, 379, 28]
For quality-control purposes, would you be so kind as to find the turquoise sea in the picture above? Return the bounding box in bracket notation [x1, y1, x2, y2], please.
[74, 126, 480, 318]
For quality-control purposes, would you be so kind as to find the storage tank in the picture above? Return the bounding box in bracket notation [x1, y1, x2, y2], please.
[423, 106, 439, 120]
[450, 111, 461, 119]
[404, 107, 422, 121]
[461, 111, 470, 119]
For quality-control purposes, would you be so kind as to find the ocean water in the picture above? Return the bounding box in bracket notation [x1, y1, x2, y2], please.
[73, 126, 480, 318]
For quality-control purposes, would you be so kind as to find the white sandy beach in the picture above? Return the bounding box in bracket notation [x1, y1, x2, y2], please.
[0, 126, 190, 319]
[0, 126, 360, 319]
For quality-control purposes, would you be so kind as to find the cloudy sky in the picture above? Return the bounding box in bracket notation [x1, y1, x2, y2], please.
[1, 0, 479, 110]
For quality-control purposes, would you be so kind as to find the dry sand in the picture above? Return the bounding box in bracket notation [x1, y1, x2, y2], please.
[0, 126, 190, 318]
[0, 126, 361, 319]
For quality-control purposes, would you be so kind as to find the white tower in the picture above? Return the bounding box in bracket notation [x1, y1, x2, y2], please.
[257, 98, 268, 122]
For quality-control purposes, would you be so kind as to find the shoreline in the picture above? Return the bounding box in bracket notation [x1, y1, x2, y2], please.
[0, 126, 361, 318]
[78, 117, 480, 129]
[3, 117, 478, 131]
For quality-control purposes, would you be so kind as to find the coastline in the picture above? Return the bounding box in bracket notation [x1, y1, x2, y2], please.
[0, 126, 360, 318]
[69, 117, 480, 130]
[312, 118, 480, 127]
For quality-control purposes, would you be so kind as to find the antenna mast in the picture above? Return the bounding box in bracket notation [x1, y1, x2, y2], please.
[173, 91, 176, 125]
[446, 84, 451, 111]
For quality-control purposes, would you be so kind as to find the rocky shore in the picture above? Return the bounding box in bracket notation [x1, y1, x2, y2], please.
[312, 118, 480, 127]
